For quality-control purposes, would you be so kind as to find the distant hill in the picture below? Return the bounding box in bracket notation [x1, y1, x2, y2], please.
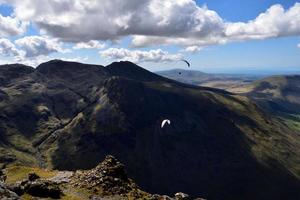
[233, 75, 300, 132]
[156, 69, 261, 90]
[0, 61, 300, 200]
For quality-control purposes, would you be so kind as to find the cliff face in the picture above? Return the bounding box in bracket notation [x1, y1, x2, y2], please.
[0, 60, 300, 200]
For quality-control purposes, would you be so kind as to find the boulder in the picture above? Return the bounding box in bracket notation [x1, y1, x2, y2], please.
[9, 173, 62, 199]
[71, 155, 143, 197]
[0, 169, 6, 182]
[25, 179, 62, 198]
[28, 172, 40, 181]
[175, 192, 190, 200]
[0, 181, 20, 200]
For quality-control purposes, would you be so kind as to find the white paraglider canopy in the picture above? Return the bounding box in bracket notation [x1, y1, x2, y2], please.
[161, 119, 171, 128]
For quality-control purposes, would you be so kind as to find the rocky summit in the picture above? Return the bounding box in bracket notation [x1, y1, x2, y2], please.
[71, 155, 141, 197]
[0, 60, 300, 199]
[1, 155, 202, 200]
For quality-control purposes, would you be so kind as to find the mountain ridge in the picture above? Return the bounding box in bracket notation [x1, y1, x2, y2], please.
[0, 60, 300, 200]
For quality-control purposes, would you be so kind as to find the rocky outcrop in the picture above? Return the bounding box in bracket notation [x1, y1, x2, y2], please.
[71, 155, 202, 200]
[0, 181, 20, 200]
[2, 155, 205, 200]
[9, 172, 62, 199]
[0, 169, 6, 182]
[71, 155, 143, 197]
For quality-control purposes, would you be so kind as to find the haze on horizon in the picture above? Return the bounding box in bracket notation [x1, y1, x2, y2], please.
[0, 0, 299, 74]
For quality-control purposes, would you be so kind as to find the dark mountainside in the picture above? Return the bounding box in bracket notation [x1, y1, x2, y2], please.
[0, 60, 300, 200]
[158, 70, 300, 133]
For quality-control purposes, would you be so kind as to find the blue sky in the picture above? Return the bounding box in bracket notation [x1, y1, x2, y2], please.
[202, 0, 297, 21]
[0, 0, 299, 74]
[193, 0, 300, 73]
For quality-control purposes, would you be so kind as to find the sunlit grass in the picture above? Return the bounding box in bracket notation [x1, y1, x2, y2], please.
[5, 166, 57, 184]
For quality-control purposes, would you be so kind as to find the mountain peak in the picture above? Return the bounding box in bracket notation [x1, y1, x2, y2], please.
[106, 61, 162, 81]
[35, 60, 107, 83]
[0, 64, 34, 85]
[37, 60, 103, 73]
[0, 63, 34, 73]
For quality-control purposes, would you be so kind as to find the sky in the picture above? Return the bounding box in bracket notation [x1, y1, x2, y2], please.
[0, 0, 299, 73]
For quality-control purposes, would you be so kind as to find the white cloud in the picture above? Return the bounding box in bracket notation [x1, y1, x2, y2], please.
[19, 55, 50, 66]
[15, 36, 69, 57]
[133, 3, 300, 48]
[74, 40, 105, 49]
[4, 0, 224, 44]
[0, 14, 27, 37]
[298, 43, 300, 48]
[131, 35, 226, 48]
[225, 3, 300, 41]
[182, 45, 203, 53]
[1, 0, 300, 51]
[56, 56, 89, 62]
[0, 38, 53, 66]
[0, 38, 24, 58]
[100, 48, 183, 63]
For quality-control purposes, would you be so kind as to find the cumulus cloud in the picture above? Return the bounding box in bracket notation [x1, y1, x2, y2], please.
[298, 43, 300, 48]
[74, 40, 105, 49]
[0, 37, 61, 66]
[3, 0, 224, 44]
[19, 55, 50, 66]
[0, 14, 27, 37]
[225, 3, 300, 41]
[1, 0, 300, 51]
[15, 36, 69, 57]
[0, 38, 24, 61]
[100, 48, 183, 63]
[133, 3, 300, 48]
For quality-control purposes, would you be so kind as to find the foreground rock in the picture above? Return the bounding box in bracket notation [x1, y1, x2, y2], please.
[175, 192, 190, 200]
[9, 173, 62, 199]
[0, 169, 6, 182]
[49, 171, 74, 184]
[71, 155, 147, 198]
[3, 156, 204, 200]
[70, 155, 204, 200]
[0, 181, 20, 200]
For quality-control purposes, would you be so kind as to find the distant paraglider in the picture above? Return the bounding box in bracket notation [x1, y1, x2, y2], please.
[161, 119, 171, 128]
[181, 59, 190, 67]
[177, 59, 190, 75]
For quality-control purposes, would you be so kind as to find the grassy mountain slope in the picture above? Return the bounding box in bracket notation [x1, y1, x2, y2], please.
[232, 75, 300, 133]
[0, 61, 300, 200]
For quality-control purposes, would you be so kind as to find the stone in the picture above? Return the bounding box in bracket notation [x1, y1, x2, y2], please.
[25, 180, 62, 198]
[28, 172, 40, 181]
[8, 174, 63, 199]
[0, 181, 20, 200]
[0, 169, 7, 182]
[71, 155, 138, 196]
[175, 192, 189, 200]
[49, 171, 74, 184]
